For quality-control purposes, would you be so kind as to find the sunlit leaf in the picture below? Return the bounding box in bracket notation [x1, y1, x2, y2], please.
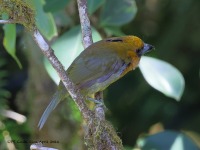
[44, 0, 70, 12]
[139, 56, 185, 101]
[100, 0, 137, 26]
[44, 25, 102, 84]
[28, 0, 57, 40]
[170, 135, 184, 150]
[88, 0, 105, 15]
[3, 24, 22, 68]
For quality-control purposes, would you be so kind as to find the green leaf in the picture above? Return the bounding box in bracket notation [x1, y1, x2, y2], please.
[44, 0, 71, 12]
[3, 24, 22, 68]
[68, 98, 82, 123]
[139, 56, 185, 101]
[44, 25, 102, 84]
[104, 26, 125, 36]
[28, 0, 58, 40]
[88, 0, 105, 15]
[0, 89, 11, 98]
[0, 56, 6, 67]
[100, 0, 137, 26]
[53, 11, 72, 27]
[0, 70, 8, 79]
[137, 131, 199, 150]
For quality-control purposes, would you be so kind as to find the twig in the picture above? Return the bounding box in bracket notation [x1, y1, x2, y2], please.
[0, 18, 94, 147]
[77, 0, 105, 123]
[0, 15, 93, 120]
[77, 0, 123, 149]
[77, 0, 93, 48]
[32, 30, 93, 121]
[0, 19, 15, 24]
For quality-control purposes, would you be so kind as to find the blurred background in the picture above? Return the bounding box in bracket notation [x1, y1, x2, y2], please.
[0, 0, 200, 149]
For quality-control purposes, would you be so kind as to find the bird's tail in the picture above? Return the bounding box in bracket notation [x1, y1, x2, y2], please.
[38, 87, 68, 129]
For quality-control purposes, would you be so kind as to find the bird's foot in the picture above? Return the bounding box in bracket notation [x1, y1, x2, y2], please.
[87, 97, 104, 106]
[87, 97, 107, 110]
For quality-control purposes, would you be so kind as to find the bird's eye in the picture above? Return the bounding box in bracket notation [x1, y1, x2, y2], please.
[136, 49, 141, 54]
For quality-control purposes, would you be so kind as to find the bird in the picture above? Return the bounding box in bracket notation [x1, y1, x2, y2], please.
[38, 35, 154, 129]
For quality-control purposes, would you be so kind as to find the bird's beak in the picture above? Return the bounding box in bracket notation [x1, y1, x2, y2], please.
[140, 43, 154, 55]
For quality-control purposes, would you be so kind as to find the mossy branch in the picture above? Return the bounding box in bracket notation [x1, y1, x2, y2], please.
[0, 0, 35, 30]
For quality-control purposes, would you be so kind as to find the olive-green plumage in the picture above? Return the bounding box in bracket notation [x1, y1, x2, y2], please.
[38, 36, 154, 129]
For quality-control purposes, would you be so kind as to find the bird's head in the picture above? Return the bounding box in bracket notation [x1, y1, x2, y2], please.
[122, 36, 154, 57]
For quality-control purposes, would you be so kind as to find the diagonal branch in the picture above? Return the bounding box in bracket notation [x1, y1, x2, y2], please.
[0, 18, 93, 121]
[32, 30, 93, 121]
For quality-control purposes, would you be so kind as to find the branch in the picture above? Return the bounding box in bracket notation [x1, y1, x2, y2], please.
[77, 0, 123, 149]
[0, 19, 16, 24]
[77, 0, 93, 48]
[0, 18, 94, 148]
[77, 0, 105, 121]
[32, 30, 93, 121]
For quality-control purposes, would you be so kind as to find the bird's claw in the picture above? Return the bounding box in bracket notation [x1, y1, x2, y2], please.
[87, 97, 107, 110]
[87, 97, 103, 105]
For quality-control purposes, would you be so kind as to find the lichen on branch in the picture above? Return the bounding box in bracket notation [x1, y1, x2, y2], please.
[0, 0, 35, 30]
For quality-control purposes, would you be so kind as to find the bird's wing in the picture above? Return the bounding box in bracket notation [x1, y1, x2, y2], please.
[67, 48, 128, 90]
